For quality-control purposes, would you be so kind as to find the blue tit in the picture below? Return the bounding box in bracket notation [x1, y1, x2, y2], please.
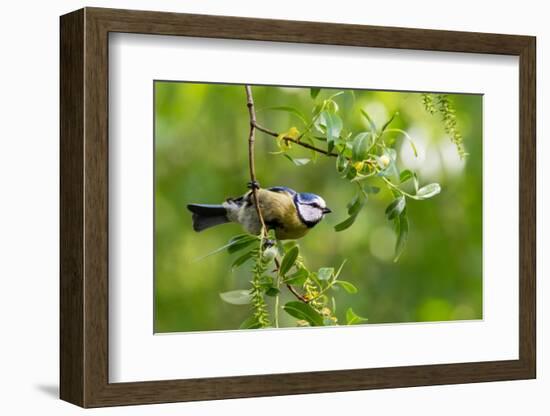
[187, 186, 332, 240]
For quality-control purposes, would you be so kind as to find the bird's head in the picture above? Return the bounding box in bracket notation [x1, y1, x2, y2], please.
[294, 192, 332, 228]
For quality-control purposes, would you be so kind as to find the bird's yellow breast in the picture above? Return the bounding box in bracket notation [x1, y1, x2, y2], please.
[256, 189, 309, 240]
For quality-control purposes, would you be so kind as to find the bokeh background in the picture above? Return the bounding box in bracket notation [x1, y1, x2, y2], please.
[154, 82, 482, 333]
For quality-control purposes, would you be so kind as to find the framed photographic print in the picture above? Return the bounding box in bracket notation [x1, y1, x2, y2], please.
[60, 7, 536, 408]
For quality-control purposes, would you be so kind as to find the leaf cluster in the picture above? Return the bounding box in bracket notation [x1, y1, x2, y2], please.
[215, 87, 459, 330]
[219, 235, 367, 328]
[267, 88, 442, 261]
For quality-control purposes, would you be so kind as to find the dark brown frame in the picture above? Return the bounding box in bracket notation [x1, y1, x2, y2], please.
[60, 7, 536, 408]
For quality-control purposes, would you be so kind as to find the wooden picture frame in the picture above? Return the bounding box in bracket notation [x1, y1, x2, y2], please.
[60, 7, 536, 408]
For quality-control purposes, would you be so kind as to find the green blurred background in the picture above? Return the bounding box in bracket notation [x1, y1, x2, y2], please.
[154, 82, 482, 333]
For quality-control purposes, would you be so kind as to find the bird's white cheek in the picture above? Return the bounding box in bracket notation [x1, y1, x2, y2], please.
[298, 205, 322, 223]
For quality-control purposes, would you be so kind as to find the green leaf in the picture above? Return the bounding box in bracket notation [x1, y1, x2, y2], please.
[334, 215, 358, 232]
[284, 301, 324, 326]
[320, 111, 343, 146]
[347, 194, 365, 216]
[231, 250, 254, 268]
[195, 234, 258, 261]
[283, 267, 309, 285]
[239, 315, 261, 329]
[219, 290, 252, 305]
[335, 280, 358, 294]
[265, 287, 280, 297]
[334, 259, 347, 279]
[345, 164, 357, 180]
[228, 234, 258, 249]
[394, 210, 409, 262]
[385, 148, 397, 160]
[258, 275, 274, 289]
[336, 152, 348, 173]
[267, 106, 307, 125]
[283, 154, 311, 166]
[385, 196, 406, 220]
[380, 112, 398, 133]
[399, 169, 414, 183]
[335, 192, 367, 232]
[282, 240, 298, 252]
[384, 128, 418, 157]
[351, 132, 370, 162]
[307, 270, 323, 288]
[360, 109, 377, 133]
[310, 87, 321, 99]
[227, 237, 257, 254]
[416, 183, 441, 199]
[229, 234, 255, 243]
[317, 267, 334, 281]
[327, 91, 345, 100]
[346, 307, 368, 325]
[280, 246, 299, 276]
[325, 99, 339, 113]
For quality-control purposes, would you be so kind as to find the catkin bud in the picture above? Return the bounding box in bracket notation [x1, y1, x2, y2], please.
[262, 246, 278, 261]
[379, 154, 391, 168]
[353, 161, 365, 172]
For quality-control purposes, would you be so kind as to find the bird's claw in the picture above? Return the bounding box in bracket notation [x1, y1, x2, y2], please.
[247, 180, 261, 190]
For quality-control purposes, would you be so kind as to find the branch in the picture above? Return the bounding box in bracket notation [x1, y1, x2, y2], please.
[286, 283, 310, 303]
[245, 86, 268, 236]
[273, 257, 309, 303]
[246, 86, 310, 305]
[253, 122, 338, 158]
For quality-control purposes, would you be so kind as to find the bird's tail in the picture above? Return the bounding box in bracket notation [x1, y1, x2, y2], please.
[187, 204, 230, 232]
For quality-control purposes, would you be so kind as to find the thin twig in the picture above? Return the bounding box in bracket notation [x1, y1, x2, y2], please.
[273, 257, 309, 303]
[286, 283, 310, 303]
[253, 122, 338, 157]
[246, 86, 309, 305]
[245, 86, 268, 235]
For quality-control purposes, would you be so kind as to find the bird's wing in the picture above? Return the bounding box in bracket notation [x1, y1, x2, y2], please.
[258, 188, 308, 239]
[257, 189, 298, 221]
[267, 186, 297, 196]
[225, 193, 247, 206]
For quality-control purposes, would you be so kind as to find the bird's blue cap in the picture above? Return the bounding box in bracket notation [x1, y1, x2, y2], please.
[296, 192, 321, 203]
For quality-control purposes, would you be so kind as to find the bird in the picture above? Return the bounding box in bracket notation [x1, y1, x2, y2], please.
[187, 186, 332, 240]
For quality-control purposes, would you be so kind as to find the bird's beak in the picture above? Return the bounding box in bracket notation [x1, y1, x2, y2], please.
[322, 207, 332, 214]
